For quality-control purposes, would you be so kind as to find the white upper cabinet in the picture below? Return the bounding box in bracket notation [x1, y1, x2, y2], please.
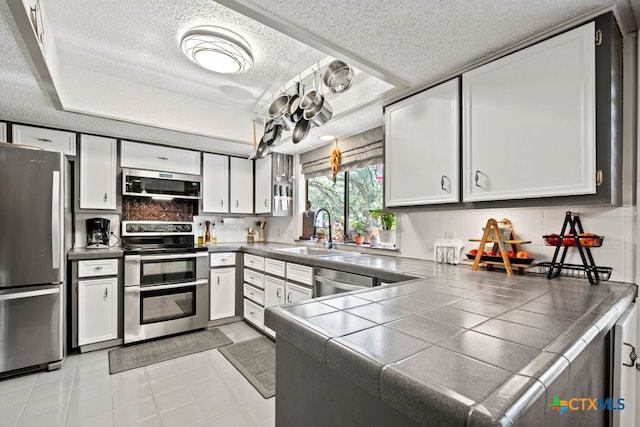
[230, 157, 253, 214]
[12, 124, 76, 156]
[202, 153, 229, 213]
[385, 78, 460, 206]
[254, 156, 272, 214]
[462, 22, 596, 202]
[79, 134, 117, 210]
[120, 140, 200, 175]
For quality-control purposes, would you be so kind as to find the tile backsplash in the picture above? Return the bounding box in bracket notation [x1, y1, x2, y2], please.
[397, 205, 635, 283]
[122, 198, 194, 221]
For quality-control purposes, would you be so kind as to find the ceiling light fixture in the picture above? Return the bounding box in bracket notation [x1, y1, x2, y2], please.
[318, 135, 336, 142]
[180, 26, 253, 74]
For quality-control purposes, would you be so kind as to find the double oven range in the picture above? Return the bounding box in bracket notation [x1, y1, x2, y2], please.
[122, 221, 208, 344]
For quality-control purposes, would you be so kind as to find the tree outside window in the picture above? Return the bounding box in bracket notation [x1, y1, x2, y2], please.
[307, 164, 383, 243]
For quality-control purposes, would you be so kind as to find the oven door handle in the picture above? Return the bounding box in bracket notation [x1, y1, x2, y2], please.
[125, 252, 208, 261]
[126, 279, 208, 292]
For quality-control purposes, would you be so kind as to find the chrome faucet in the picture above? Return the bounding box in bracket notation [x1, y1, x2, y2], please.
[313, 208, 333, 249]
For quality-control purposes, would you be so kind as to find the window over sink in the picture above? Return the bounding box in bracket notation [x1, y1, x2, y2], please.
[306, 164, 384, 244]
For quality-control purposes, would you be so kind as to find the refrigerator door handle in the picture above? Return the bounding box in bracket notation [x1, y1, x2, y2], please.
[52, 170, 60, 270]
[0, 286, 60, 301]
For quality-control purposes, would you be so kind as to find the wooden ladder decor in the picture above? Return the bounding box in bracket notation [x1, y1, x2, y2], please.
[469, 218, 531, 276]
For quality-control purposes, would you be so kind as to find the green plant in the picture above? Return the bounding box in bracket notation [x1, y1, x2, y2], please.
[350, 219, 367, 236]
[369, 209, 396, 230]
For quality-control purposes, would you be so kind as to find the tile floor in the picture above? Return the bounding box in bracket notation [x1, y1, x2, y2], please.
[0, 322, 275, 427]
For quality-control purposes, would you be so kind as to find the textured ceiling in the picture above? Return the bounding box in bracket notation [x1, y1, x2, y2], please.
[0, 0, 631, 156]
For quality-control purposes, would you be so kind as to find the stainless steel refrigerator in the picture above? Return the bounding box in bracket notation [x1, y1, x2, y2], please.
[0, 143, 65, 375]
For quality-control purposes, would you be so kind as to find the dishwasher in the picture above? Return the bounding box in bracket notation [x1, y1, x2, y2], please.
[314, 267, 378, 297]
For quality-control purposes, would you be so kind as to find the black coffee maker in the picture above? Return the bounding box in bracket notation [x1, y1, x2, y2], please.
[86, 218, 110, 248]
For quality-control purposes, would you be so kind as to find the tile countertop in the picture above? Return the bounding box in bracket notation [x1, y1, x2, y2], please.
[264, 263, 637, 426]
[68, 247, 124, 260]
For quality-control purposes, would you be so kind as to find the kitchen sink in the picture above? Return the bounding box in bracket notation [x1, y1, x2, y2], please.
[274, 246, 360, 257]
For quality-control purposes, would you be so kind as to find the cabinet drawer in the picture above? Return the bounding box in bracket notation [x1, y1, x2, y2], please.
[243, 283, 264, 305]
[210, 252, 235, 267]
[244, 269, 264, 289]
[12, 124, 76, 156]
[265, 258, 285, 277]
[78, 259, 118, 278]
[286, 263, 314, 285]
[244, 299, 264, 329]
[244, 254, 264, 271]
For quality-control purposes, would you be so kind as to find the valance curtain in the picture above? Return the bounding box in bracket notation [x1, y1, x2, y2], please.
[300, 127, 383, 179]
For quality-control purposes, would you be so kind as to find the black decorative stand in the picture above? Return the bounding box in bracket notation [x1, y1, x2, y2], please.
[540, 211, 609, 285]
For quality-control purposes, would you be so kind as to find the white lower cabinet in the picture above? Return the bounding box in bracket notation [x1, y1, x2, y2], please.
[244, 299, 264, 329]
[78, 277, 117, 345]
[210, 267, 236, 320]
[244, 257, 314, 334]
[264, 276, 285, 307]
[284, 281, 313, 304]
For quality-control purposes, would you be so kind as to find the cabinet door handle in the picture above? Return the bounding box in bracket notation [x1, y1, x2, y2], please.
[104, 288, 108, 299]
[276, 288, 281, 298]
[217, 276, 220, 286]
[103, 192, 108, 202]
[219, 199, 224, 207]
[441, 175, 449, 192]
[157, 156, 168, 161]
[287, 292, 292, 303]
[264, 199, 268, 207]
[474, 170, 481, 187]
[235, 200, 239, 208]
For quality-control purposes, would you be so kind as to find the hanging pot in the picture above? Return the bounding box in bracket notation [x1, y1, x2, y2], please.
[268, 92, 290, 118]
[303, 98, 333, 126]
[275, 114, 293, 131]
[322, 60, 355, 93]
[292, 118, 311, 144]
[300, 70, 323, 111]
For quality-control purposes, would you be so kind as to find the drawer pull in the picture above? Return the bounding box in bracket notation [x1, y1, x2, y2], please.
[37, 138, 52, 143]
[157, 156, 168, 161]
[94, 266, 103, 270]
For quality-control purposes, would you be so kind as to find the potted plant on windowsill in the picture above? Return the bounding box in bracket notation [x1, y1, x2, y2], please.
[350, 219, 367, 245]
[369, 209, 396, 246]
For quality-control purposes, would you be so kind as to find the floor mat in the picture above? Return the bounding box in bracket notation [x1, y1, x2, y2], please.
[108, 328, 232, 374]
[218, 336, 275, 398]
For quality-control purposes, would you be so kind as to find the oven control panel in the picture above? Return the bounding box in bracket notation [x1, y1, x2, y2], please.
[122, 221, 193, 235]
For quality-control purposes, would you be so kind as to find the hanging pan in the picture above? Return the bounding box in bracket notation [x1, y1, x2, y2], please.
[292, 117, 311, 144]
[255, 136, 270, 159]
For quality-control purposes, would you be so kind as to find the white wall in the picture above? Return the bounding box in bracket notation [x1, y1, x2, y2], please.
[398, 205, 634, 283]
